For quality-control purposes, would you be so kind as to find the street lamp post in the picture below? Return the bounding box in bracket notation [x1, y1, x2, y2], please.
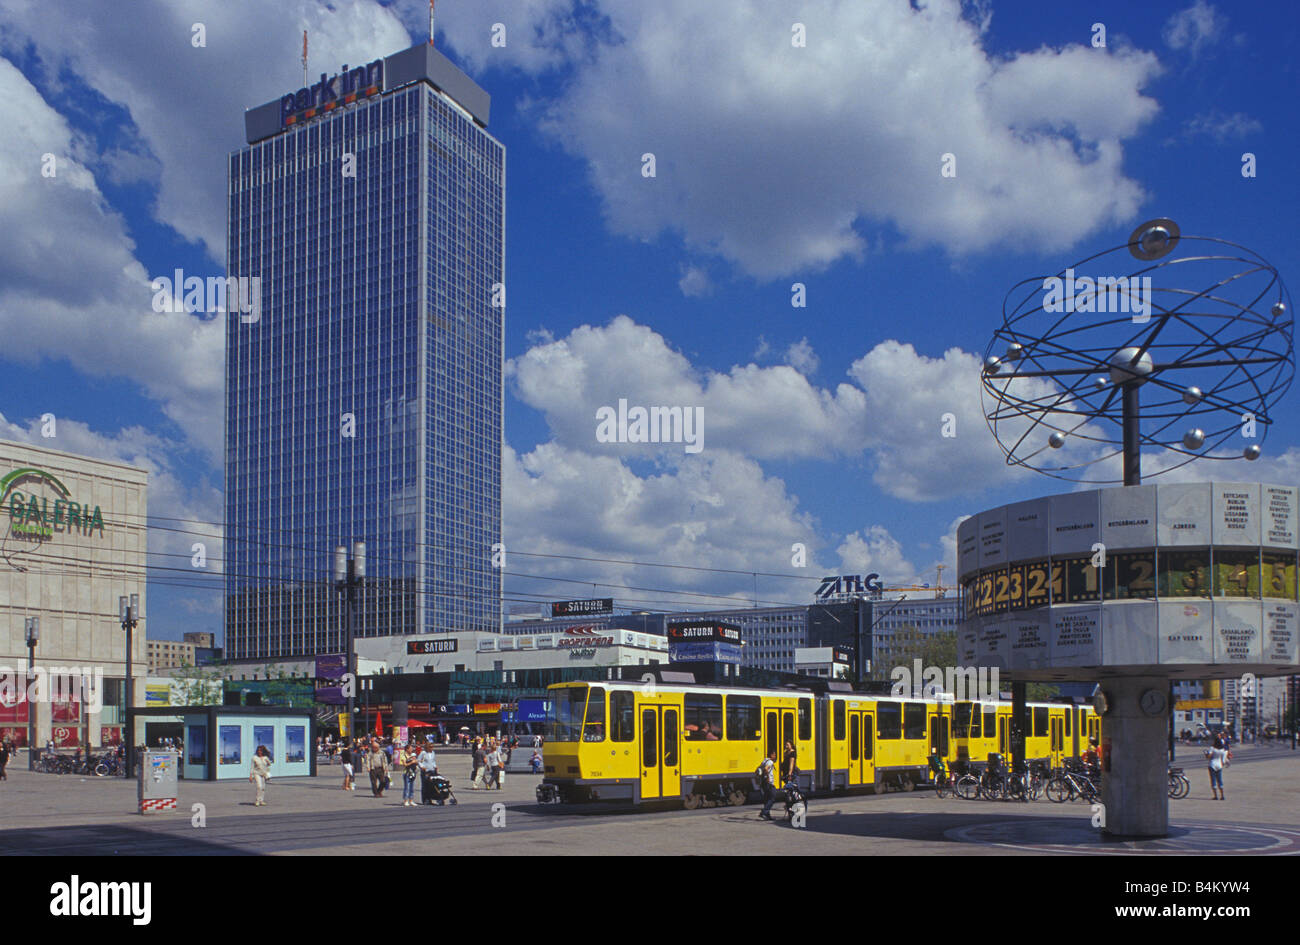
[24, 617, 38, 770]
[334, 542, 365, 743]
[119, 594, 139, 778]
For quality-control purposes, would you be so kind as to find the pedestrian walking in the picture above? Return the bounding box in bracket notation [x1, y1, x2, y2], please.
[1205, 736, 1230, 800]
[418, 741, 439, 805]
[399, 743, 419, 807]
[471, 739, 486, 789]
[368, 740, 390, 797]
[484, 742, 500, 790]
[341, 740, 355, 791]
[249, 745, 272, 806]
[757, 749, 778, 820]
[0, 740, 10, 781]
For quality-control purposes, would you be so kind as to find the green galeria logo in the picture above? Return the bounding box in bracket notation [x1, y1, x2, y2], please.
[1, 467, 104, 540]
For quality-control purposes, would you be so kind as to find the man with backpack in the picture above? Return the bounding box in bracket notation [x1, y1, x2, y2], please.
[757, 750, 778, 821]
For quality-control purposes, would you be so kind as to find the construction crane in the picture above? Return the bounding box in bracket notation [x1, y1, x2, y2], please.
[879, 583, 956, 599]
[878, 565, 953, 599]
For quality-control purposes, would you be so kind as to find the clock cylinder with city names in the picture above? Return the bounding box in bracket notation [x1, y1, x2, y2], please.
[956, 482, 1300, 680]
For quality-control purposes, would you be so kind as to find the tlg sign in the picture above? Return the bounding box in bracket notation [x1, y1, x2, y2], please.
[815, 574, 883, 601]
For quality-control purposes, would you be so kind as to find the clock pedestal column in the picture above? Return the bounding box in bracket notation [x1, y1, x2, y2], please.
[1098, 676, 1170, 838]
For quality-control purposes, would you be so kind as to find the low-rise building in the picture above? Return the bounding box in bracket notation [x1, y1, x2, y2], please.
[147, 639, 196, 672]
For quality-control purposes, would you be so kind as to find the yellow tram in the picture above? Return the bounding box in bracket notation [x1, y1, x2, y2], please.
[538, 680, 1100, 806]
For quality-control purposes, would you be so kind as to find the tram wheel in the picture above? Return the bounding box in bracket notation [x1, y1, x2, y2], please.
[900, 777, 915, 792]
[683, 793, 703, 810]
[728, 789, 747, 806]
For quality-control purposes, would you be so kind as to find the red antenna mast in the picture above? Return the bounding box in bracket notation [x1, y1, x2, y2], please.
[429, 0, 436, 46]
[302, 30, 308, 87]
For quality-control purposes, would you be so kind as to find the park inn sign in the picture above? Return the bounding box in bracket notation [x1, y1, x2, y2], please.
[2, 467, 104, 540]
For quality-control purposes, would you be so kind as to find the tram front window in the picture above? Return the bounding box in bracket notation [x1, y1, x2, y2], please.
[953, 703, 973, 738]
[548, 687, 590, 742]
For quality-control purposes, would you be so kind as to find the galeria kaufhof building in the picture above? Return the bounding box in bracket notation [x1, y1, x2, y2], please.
[225, 43, 504, 660]
[0, 440, 148, 747]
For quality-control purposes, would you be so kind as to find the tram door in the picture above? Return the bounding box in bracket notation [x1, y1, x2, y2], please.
[847, 710, 875, 786]
[764, 709, 797, 775]
[930, 709, 950, 760]
[639, 705, 681, 800]
[999, 716, 1009, 757]
[1049, 715, 1064, 768]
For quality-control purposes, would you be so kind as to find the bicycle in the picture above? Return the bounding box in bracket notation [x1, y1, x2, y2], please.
[1045, 765, 1098, 803]
[94, 754, 124, 778]
[981, 765, 1008, 801]
[932, 769, 954, 799]
[1168, 766, 1190, 799]
[1005, 766, 1042, 802]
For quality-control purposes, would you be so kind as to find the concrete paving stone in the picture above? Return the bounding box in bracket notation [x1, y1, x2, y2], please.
[0, 742, 1295, 856]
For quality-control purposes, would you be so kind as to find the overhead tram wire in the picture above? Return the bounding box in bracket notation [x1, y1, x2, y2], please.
[5, 546, 816, 614]
[36, 506, 826, 588]
[8, 527, 825, 611]
[7, 506, 915, 614]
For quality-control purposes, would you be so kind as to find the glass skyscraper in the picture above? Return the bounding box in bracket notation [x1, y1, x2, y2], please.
[225, 44, 504, 660]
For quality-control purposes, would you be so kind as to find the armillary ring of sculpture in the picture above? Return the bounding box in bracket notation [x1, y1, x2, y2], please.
[982, 218, 1294, 483]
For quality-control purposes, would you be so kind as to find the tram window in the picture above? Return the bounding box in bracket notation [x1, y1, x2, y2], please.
[1033, 707, 1048, 738]
[684, 693, 723, 741]
[1065, 708, 1072, 737]
[725, 695, 761, 740]
[641, 711, 657, 768]
[833, 700, 846, 741]
[849, 714, 860, 761]
[798, 699, 812, 740]
[877, 703, 901, 740]
[551, 687, 588, 742]
[982, 709, 996, 739]
[583, 689, 606, 741]
[904, 702, 927, 739]
[954, 703, 973, 738]
[610, 690, 635, 742]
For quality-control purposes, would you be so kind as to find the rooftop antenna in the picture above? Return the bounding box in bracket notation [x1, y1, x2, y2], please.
[302, 30, 308, 88]
[429, 0, 435, 46]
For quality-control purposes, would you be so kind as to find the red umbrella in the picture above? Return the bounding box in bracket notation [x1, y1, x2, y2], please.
[374, 709, 384, 736]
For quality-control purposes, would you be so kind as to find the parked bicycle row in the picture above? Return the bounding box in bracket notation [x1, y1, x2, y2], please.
[34, 750, 125, 777]
[930, 753, 1191, 803]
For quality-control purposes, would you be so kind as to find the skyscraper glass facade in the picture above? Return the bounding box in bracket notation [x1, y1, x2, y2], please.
[225, 55, 503, 660]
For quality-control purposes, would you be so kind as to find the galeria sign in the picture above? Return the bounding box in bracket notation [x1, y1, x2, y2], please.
[2, 467, 104, 539]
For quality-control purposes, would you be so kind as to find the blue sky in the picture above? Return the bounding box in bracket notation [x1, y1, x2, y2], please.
[0, 0, 1296, 642]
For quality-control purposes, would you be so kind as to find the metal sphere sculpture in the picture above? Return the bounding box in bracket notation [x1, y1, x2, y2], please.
[982, 218, 1294, 484]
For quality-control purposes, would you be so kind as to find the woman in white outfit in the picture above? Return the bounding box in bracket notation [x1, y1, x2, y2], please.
[249, 745, 272, 806]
